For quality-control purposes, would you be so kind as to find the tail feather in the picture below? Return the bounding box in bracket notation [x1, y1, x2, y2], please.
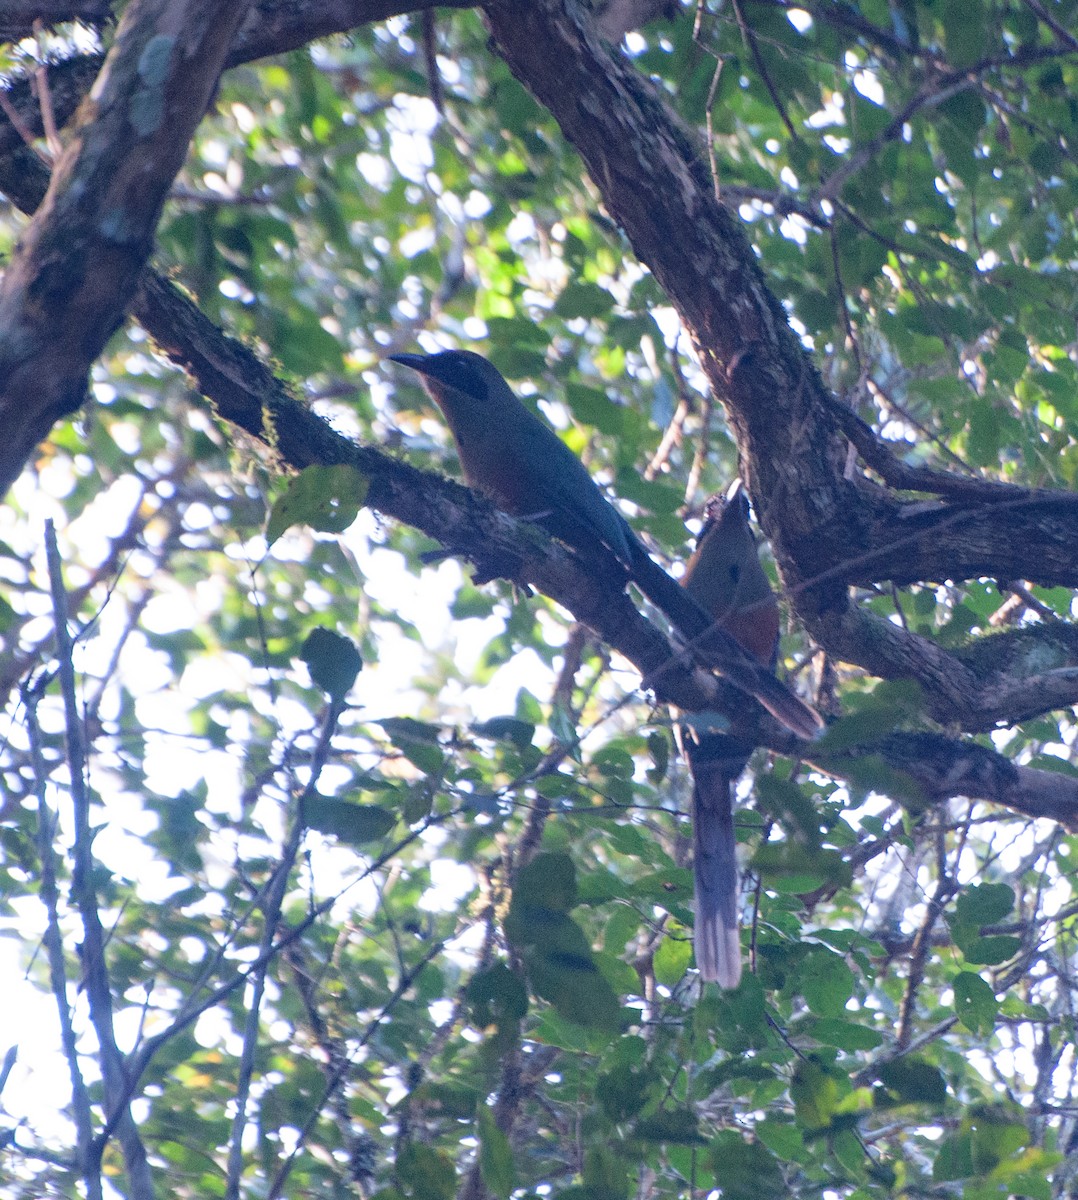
[687, 737, 749, 988]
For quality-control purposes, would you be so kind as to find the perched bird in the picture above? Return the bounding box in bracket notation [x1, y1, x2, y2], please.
[390, 349, 636, 569]
[679, 484, 781, 988]
[388, 349, 819, 740]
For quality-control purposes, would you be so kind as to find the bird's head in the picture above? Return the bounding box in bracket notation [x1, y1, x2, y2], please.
[388, 349, 509, 411]
[699, 481, 752, 544]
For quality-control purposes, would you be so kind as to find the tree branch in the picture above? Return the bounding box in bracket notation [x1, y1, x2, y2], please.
[0, 0, 252, 496]
[45, 521, 154, 1200]
[480, 0, 1078, 731]
[23, 674, 102, 1200]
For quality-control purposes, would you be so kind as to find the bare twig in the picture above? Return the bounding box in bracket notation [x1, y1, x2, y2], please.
[23, 669, 101, 1200]
[265, 938, 446, 1200]
[44, 520, 155, 1199]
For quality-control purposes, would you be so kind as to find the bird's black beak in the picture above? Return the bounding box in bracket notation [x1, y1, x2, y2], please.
[388, 352, 431, 374]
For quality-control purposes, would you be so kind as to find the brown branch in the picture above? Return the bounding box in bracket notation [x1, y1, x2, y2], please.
[0, 1, 111, 38]
[0, 0, 478, 55]
[480, 0, 1078, 730]
[814, 732, 1078, 831]
[0, 0, 252, 497]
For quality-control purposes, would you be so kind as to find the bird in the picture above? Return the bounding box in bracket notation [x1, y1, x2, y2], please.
[679, 484, 781, 988]
[388, 348, 820, 740]
[389, 348, 637, 569]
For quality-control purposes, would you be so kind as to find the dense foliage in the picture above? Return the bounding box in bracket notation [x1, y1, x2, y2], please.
[1, 3, 1078, 1198]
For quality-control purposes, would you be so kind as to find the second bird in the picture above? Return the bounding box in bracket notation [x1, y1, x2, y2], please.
[680, 485, 781, 988]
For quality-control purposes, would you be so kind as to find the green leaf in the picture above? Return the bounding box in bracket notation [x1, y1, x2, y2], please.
[267, 464, 368, 543]
[477, 1105, 514, 1199]
[566, 383, 626, 436]
[634, 1109, 706, 1146]
[554, 281, 616, 319]
[799, 948, 855, 1016]
[877, 1058, 947, 1106]
[471, 716, 535, 748]
[953, 971, 999, 1035]
[396, 1142, 456, 1200]
[954, 882, 1015, 926]
[579, 1146, 628, 1200]
[467, 962, 529, 1028]
[949, 883, 1020, 965]
[300, 627, 362, 701]
[791, 1059, 842, 1130]
[751, 842, 850, 893]
[808, 1019, 883, 1052]
[376, 717, 445, 777]
[754, 1119, 806, 1163]
[755, 775, 822, 846]
[934, 1107, 1032, 1181]
[596, 1062, 654, 1122]
[505, 854, 620, 1030]
[653, 930, 692, 987]
[813, 680, 923, 752]
[510, 851, 577, 916]
[303, 796, 394, 845]
[646, 728, 670, 782]
[942, 0, 989, 68]
[708, 1130, 786, 1200]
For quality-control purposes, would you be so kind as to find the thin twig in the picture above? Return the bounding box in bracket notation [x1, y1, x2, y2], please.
[22, 670, 102, 1200]
[226, 696, 349, 1198]
[44, 521, 155, 1200]
[730, 0, 800, 142]
[265, 939, 446, 1200]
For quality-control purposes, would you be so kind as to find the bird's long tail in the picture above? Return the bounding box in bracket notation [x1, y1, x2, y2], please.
[687, 735, 750, 988]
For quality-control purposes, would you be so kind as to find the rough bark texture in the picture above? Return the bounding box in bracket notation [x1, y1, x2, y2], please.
[480, 0, 1078, 729]
[0, 0, 252, 496]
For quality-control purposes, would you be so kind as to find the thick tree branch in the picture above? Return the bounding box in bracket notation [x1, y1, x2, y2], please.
[231, 0, 476, 65]
[0, 0, 478, 57]
[0, 0, 251, 497]
[482, 0, 857, 573]
[479, 0, 1078, 725]
[816, 732, 1078, 832]
[0, 1, 111, 37]
[814, 602, 1078, 732]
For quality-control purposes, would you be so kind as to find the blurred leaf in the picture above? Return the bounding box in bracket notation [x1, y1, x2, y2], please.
[477, 1106, 514, 1198]
[467, 962, 529, 1028]
[300, 626, 362, 701]
[708, 1131, 785, 1200]
[396, 1142, 456, 1200]
[791, 1059, 842, 1131]
[953, 971, 999, 1035]
[303, 796, 394, 845]
[505, 854, 620, 1029]
[634, 1109, 705, 1146]
[877, 1058, 948, 1107]
[799, 948, 855, 1016]
[267, 464, 368, 543]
